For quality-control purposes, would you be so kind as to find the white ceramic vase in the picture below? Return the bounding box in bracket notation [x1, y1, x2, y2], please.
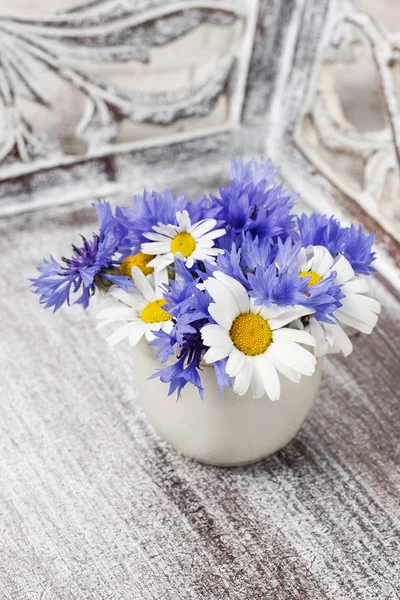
[133, 340, 323, 467]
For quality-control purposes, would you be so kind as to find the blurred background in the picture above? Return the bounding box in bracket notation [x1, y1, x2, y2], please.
[0, 0, 399, 281]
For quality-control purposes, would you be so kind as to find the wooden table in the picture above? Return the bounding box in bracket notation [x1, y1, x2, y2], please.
[0, 201, 399, 600]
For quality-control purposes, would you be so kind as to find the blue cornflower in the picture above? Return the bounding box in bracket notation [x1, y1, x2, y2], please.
[151, 351, 204, 400]
[151, 325, 206, 399]
[248, 264, 305, 308]
[31, 201, 130, 311]
[116, 190, 221, 257]
[210, 157, 296, 244]
[274, 237, 302, 271]
[230, 156, 278, 188]
[150, 330, 177, 363]
[296, 214, 376, 275]
[248, 184, 296, 240]
[296, 213, 343, 252]
[300, 272, 344, 323]
[214, 243, 249, 287]
[185, 193, 222, 224]
[342, 224, 376, 275]
[151, 256, 232, 398]
[241, 234, 275, 272]
[213, 358, 232, 394]
[246, 236, 344, 322]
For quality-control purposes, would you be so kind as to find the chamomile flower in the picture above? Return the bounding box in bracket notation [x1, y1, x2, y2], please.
[96, 266, 173, 346]
[296, 245, 381, 356]
[119, 251, 154, 276]
[201, 272, 317, 400]
[141, 210, 225, 271]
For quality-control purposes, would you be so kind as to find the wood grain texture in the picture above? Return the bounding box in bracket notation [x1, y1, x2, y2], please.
[0, 201, 399, 600]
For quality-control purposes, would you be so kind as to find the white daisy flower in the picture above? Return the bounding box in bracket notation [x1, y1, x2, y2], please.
[96, 266, 173, 346]
[296, 245, 381, 357]
[200, 272, 317, 401]
[141, 210, 225, 271]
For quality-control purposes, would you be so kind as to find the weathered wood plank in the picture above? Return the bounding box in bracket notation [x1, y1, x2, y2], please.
[0, 201, 399, 599]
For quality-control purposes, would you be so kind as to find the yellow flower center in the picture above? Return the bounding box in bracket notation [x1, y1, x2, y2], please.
[229, 313, 272, 356]
[120, 252, 154, 276]
[299, 270, 322, 287]
[170, 232, 196, 258]
[140, 298, 171, 323]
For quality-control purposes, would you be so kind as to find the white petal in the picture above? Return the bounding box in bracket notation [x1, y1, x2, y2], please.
[226, 347, 246, 377]
[193, 248, 223, 260]
[335, 308, 378, 334]
[107, 322, 140, 346]
[201, 324, 232, 347]
[132, 266, 156, 302]
[203, 247, 224, 255]
[345, 293, 381, 314]
[195, 228, 226, 242]
[108, 287, 136, 307]
[233, 357, 253, 396]
[190, 219, 217, 237]
[142, 231, 169, 242]
[97, 306, 137, 322]
[254, 355, 281, 401]
[250, 364, 266, 399]
[267, 351, 302, 383]
[176, 210, 191, 232]
[204, 278, 240, 326]
[154, 268, 169, 298]
[194, 239, 215, 249]
[342, 277, 369, 294]
[268, 305, 313, 330]
[97, 315, 138, 330]
[330, 255, 354, 285]
[152, 223, 177, 237]
[213, 271, 249, 313]
[141, 241, 171, 254]
[128, 323, 146, 346]
[309, 317, 330, 357]
[208, 304, 232, 329]
[324, 322, 353, 357]
[256, 303, 287, 319]
[145, 322, 168, 341]
[162, 320, 174, 334]
[148, 254, 174, 271]
[268, 341, 316, 376]
[297, 248, 309, 272]
[145, 329, 156, 342]
[192, 250, 215, 262]
[203, 345, 231, 363]
[272, 327, 316, 346]
[266, 350, 302, 383]
[312, 246, 334, 276]
[336, 295, 380, 332]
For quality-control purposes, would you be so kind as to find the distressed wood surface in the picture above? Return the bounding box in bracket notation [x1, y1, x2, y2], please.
[0, 200, 399, 600]
[0, 0, 399, 289]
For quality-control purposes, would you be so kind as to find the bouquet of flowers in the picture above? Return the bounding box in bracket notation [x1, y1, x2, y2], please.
[32, 158, 380, 402]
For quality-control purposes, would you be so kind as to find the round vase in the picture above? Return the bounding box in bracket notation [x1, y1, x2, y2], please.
[133, 340, 323, 467]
